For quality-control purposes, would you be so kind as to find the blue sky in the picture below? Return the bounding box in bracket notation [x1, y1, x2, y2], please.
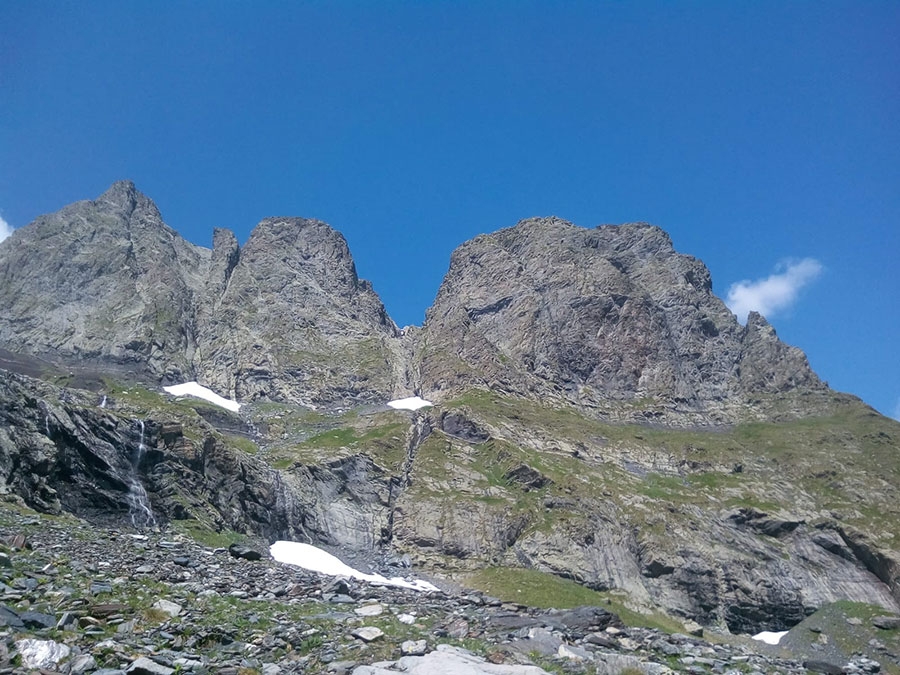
[2, 2, 898, 418]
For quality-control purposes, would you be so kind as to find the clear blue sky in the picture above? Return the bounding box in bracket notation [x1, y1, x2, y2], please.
[2, 2, 898, 418]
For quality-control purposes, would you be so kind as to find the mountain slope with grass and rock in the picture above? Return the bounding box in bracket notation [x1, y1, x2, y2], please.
[1, 182, 899, 674]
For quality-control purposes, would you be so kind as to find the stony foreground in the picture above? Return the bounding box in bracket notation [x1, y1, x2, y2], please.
[0, 504, 895, 674]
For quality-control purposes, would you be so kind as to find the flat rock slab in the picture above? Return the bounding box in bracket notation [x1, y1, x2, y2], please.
[355, 603, 385, 616]
[353, 644, 551, 674]
[872, 615, 900, 630]
[20, 610, 56, 629]
[92, 603, 129, 617]
[0, 605, 25, 628]
[401, 640, 428, 656]
[558, 643, 591, 661]
[228, 543, 263, 560]
[127, 656, 175, 675]
[487, 612, 544, 629]
[803, 659, 844, 675]
[507, 627, 560, 658]
[152, 599, 183, 617]
[352, 626, 385, 642]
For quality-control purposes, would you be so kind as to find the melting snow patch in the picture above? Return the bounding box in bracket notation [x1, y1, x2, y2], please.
[387, 396, 433, 411]
[162, 382, 241, 412]
[752, 630, 788, 645]
[270, 541, 439, 592]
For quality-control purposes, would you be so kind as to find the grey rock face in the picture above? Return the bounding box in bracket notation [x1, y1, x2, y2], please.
[195, 217, 399, 406]
[0, 183, 403, 406]
[0, 181, 210, 381]
[419, 217, 824, 423]
[0, 188, 829, 418]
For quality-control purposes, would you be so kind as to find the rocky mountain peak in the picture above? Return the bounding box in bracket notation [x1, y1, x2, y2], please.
[592, 221, 676, 261]
[195, 216, 400, 405]
[95, 178, 140, 211]
[419, 218, 824, 423]
[240, 217, 364, 298]
[1, 184, 831, 421]
[0, 182, 210, 379]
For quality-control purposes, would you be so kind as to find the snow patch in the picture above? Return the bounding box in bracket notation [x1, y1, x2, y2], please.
[752, 630, 788, 645]
[387, 396, 433, 411]
[270, 540, 439, 592]
[162, 382, 241, 412]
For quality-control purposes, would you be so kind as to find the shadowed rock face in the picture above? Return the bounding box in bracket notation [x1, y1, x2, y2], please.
[418, 217, 824, 423]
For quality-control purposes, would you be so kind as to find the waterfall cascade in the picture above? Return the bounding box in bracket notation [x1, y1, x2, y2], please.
[126, 420, 156, 529]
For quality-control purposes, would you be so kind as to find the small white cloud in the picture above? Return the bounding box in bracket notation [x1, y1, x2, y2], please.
[892, 399, 900, 422]
[726, 258, 823, 324]
[0, 214, 12, 243]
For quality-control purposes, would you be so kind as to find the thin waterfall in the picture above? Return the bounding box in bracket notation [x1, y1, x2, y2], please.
[41, 403, 51, 436]
[126, 420, 156, 529]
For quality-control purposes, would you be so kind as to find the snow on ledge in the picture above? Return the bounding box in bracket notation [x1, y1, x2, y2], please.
[270, 540, 439, 592]
[162, 382, 241, 413]
[752, 630, 788, 645]
[387, 396, 433, 411]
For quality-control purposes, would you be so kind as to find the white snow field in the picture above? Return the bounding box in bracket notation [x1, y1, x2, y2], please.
[269, 540, 439, 592]
[387, 396, 433, 411]
[162, 382, 241, 412]
[751, 630, 788, 645]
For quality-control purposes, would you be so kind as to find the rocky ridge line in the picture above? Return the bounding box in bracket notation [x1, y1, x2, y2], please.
[0, 182, 404, 408]
[0, 182, 843, 425]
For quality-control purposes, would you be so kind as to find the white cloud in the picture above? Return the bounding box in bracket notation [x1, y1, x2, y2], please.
[0, 214, 12, 244]
[892, 399, 900, 422]
[726, 258, 823, 324]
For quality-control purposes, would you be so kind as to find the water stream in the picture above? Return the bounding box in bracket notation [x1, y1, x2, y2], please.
[126, 420, 156, 529]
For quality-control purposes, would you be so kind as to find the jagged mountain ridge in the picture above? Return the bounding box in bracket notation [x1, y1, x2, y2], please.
[1, 181, 827, 424]
[1, 181, 899, 640]
[0, 181, 402, 407]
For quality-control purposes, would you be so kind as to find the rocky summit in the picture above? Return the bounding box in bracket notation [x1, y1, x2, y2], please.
[1, 182, 899, 674]
[418, 217, 827, 424]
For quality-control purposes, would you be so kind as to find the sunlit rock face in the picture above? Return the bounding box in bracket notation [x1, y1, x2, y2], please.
[0, 182, 404, 406]
[0, 181, 210, 380]
[194, 215, 400, 407]
[418, 217, 825, 424]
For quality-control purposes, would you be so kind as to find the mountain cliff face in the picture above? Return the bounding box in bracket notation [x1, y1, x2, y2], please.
[419, 217, 825, 424]
[0, 181, 209, 380]
[1, 182, 898, 641]
[194, 216, 399, 406]
[0, 182, 401, 406]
